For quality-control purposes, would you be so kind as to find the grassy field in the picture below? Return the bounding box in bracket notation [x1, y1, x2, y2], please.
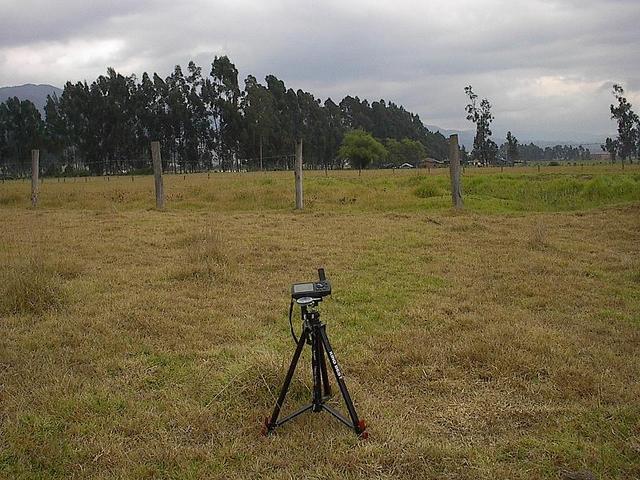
[1, 164, 640, 213]
[1, 165, 639, 479]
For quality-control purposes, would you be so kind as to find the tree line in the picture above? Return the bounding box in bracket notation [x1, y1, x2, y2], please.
[464, 83, 640, 166]
[0, 56, 449, 176]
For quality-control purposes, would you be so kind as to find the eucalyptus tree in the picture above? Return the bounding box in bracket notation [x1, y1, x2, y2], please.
[134, 72, 165, 165]
[57, 81, 93, 171]
[0, 97, 43, 173]
[610, 84, 638, 163]
[294, 88, 325, 168]
[184, 61, 212, 171]
[601, 137, 618, 163]
[164, 65, 191, 171]
[242, 75, 277, 170]
[43, 93, 67, 171]
[92, 68, 139, 172]
[506, 131, 519, 164]
[321, 98, 345, 169]
[465, 85, 496, 165]
[207, 56, 243, 171]
[264, 75, 289, 167]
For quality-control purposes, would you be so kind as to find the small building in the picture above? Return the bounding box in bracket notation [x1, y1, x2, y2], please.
[418, 158, 447, 168]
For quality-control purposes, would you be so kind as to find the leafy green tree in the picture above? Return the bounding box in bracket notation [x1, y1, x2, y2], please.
[610, 84, 638, 164]
[384, 138, 426, 167]
[339, 129, 387, 174]
[400, 138, 426, 165]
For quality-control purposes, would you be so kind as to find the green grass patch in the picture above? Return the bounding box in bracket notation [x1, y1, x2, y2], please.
[2, 165, 639, 213]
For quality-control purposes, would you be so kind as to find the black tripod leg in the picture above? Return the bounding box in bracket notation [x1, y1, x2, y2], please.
[318, 336, 332, 397]
[319, 325, 366, 436]
[311, 328, 322, 411]
[265, 327, 308, 432]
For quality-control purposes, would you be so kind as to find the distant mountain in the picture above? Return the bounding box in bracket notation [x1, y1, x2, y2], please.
[426, 125, 475, 148]
[0, 84, 63, 114]
[427, 124, 608, 150]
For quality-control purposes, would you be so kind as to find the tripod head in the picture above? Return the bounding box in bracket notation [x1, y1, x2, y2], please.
[288, 268, 330, 341]
[291, 268, 331, 302]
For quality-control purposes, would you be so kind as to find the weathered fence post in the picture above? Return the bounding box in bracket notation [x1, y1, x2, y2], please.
[31, 149, 39, 207]
[448, 135, 463, 209]
[151, 141, 165, 210]
[295, 138, 303, 210]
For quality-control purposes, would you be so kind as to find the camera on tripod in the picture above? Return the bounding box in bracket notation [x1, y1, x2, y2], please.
[290, 268, 331, 301]
[263, 267, 368, 438]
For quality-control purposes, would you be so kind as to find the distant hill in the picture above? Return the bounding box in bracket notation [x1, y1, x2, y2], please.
[0, 84, 63, 114]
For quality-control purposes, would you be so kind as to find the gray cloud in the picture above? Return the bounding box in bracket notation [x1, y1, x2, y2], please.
[1, 0, 638, 141]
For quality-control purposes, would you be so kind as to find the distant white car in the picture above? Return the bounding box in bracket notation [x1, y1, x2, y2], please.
[399, 163, 414, 169]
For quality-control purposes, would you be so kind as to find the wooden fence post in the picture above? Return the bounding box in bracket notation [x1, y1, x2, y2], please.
[151, 141, 165, 210]
[31, 149, 39, 207]
[295, 138, 303, 210]
[448, 135, 463, 209]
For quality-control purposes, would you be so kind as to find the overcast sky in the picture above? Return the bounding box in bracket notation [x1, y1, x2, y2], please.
[1, 0, 639, 142]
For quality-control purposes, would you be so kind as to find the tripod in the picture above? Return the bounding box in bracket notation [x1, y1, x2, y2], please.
[262, 297, 367, 438]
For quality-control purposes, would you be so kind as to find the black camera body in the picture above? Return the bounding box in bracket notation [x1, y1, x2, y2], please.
[291, 268, 331, 300]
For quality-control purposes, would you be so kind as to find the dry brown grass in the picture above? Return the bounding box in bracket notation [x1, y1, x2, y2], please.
[0, 172, 639, 479]
[0, 255, 83, 315]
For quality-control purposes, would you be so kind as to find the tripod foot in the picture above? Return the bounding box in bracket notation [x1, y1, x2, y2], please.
[260, 417, 271, 436]
[357, 420, 369, 439]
